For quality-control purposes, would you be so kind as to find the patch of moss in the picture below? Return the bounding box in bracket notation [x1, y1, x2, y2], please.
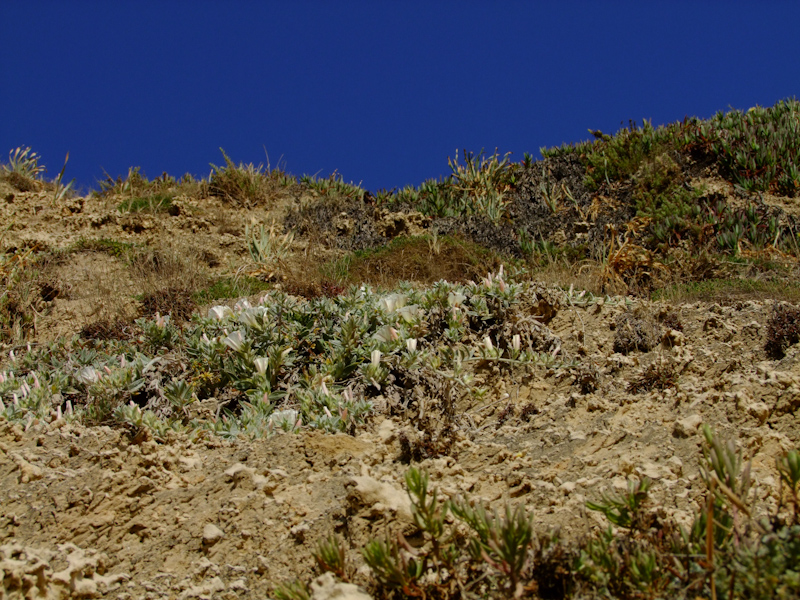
[191, 275, 273, 305]
[72, 238, 136, 259]
[117, 193, 174, 214]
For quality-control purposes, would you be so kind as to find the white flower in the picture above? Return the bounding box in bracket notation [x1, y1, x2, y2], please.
[381, 293, 407, 313]
[77, 366, 99, 384]
[396, 304, 420, 323]
[208, 305, 233, 321]
[238, 307, 266, 328]
[448, 291, 466, 307]
[269, 409, 299, 428]
[374, 325, 400, 343]
[253, 357, 269, 376]
[371, 349, 382, 367]
[483, 336, 494, 351]
[234, 298, 252, 312]
[406, 338, 418, 353]
[512, 334, 521, 352]
[223, 330, 246, 352]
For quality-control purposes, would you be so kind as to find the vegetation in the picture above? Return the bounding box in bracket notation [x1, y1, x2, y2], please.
[0, 267, 577, 436]
[208, 148, 295, 208]
[274, 427, 800, 599]
[2, 99, 800, 597]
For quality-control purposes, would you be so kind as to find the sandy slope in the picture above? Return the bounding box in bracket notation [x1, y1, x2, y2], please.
[2, 285, 799, 598]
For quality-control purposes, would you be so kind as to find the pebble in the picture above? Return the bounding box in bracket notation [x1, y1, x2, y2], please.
[202, 524, 224, 545]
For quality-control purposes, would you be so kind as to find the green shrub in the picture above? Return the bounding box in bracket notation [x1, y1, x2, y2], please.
[686, 98, 800, 195]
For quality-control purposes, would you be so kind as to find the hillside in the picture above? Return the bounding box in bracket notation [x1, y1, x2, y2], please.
[1, 99, 799, 599]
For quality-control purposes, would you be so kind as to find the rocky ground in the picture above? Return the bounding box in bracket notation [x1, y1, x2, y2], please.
[1, 177, 799, 599]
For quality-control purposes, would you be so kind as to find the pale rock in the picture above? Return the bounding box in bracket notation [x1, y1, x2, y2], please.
[291, 523, 310, 542]
[224, 462, 270, 491]
[560, 481, 577, 494]
[747, 402, 770, 424]
[377, 419, 397, 443]
[202, 524, 224, 545]
[310, 572, 373, 600]
[611, 476, 628, 490]
[569, 429, 586, 441]
[179, 576, 226, 600]
[9, 452, 43, 483]
[348, 475, 412, 522]
[667, 456, 683, 476]
[228, 578, 248, 591]
[636, 462, 664, 480]
[673, 414, 703, 438]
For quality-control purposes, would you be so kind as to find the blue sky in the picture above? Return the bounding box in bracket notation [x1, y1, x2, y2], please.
[3, 1, 799, 193]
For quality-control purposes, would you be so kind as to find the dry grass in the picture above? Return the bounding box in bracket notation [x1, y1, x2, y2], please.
[129, 248, 210, 322]
[325, 235, 502, 290]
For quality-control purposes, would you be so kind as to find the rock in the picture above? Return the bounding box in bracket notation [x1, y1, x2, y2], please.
[377, 419, 396, 443]
[291, 523, 310, 542]
[224, 462, 270, 491]
[667, 456, 683, 476]
[375, 209, 426, 238]
[202, 524, 224, 545]
[569, 430, 586, 441]
[179, 576, 226, 600]
[636, 462, 664, 480]
[673, 414, 703, 438]
[310, 572, 373, 600]
[348, 475, 412, 522]
[560, 481, 577, 494]
[9, 453, 43, 483]
[747, 402, 770, 424]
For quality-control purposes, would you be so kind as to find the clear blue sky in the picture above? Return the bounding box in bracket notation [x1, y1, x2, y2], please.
[3, 1, 799, 193]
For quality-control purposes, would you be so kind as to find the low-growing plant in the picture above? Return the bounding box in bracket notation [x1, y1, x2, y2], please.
[300, 170, 365, 202]
[777, 450, 800, 525]
[448, 148, 516, 223]
[4, 146, 45, 179]
[626, 358, 678, 394]
[245, 221, 294, 273]
[765, 303, 800, 359]
[209, 148, 290, 207]
[687, 98, 800, 195]
[117, 193, 174, 214]
[586, 477, 652, 531]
